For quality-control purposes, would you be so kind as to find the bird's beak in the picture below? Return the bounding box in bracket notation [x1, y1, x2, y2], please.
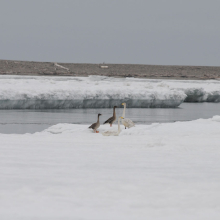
[121, 117, 124, 119]
[122, 103, 124, 105]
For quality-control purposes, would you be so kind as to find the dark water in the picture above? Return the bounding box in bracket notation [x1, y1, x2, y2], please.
[0, 103, 219, 134]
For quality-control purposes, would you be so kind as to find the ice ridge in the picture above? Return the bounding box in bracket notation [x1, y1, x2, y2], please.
[0, 75, 220, 109]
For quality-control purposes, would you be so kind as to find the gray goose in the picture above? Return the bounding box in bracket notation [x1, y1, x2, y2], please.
[103, 106, 117, 127]
[89, 113, 102, 133]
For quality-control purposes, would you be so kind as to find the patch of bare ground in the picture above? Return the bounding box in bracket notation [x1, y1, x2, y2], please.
[1, 60, 220, 80]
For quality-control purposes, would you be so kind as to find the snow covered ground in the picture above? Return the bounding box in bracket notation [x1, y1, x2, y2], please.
[1, 116, 220, 219]
[1, 75, 220, 108]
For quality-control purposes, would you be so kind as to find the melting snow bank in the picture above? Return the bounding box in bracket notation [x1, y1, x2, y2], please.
[0, 75, 185, 108]
[1, 116, 220, 219]
[168, 79, 220, 102]
[1, 75, 220, 109]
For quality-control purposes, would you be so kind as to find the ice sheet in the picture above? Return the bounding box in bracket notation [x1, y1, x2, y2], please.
[1, 116, 220, 219]
[0, 75, 186, 108]
[1, 75, 220, 109]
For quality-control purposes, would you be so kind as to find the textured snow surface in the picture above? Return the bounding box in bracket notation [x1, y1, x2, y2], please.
[0, 75, 186, 109]
[1, 116, 220, 219]
[1, 75, 220, 109]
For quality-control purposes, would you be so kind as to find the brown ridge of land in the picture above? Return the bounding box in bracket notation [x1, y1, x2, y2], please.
[0, 60, 220, 80]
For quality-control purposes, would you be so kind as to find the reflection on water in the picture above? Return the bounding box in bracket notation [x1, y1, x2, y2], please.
[0, 103, 219, 134]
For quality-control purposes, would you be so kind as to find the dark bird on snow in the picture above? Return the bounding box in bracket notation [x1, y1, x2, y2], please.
[89, 113, 102, 133]
[103, 106, 117, 127]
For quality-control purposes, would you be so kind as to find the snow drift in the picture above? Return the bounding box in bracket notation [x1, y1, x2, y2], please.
[167, 79, 220, 102]
[1, 117, 220, 219]
[0, 75, 186, 109]
[1, 75, 220, 109]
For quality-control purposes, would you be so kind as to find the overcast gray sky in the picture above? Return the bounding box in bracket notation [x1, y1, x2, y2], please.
[0, 0, 220, 66]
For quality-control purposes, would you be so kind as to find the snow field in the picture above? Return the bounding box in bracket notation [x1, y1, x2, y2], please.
[1, 75, 220, 109]
[1, 116, 220, 219]
[0, 75, 185, 108]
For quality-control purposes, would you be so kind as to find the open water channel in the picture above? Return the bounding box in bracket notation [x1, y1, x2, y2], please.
[0, 103, 219, 134]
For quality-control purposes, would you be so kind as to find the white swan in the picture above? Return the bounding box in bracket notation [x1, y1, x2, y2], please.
[121, 103, 135, 129]
[102, 117, 121, 136]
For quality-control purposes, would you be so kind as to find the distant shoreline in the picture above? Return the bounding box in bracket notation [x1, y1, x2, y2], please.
[1, 60, 220, 80]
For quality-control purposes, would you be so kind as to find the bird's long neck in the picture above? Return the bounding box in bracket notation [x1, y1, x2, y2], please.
[122, 104, 126, 118]
[113, 107, 116, 117]
[97, 115, 100, 122]
[117, 118, 121, 133]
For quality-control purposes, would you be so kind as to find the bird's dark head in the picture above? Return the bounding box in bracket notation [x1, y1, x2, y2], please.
[98, 113, 102, 116]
